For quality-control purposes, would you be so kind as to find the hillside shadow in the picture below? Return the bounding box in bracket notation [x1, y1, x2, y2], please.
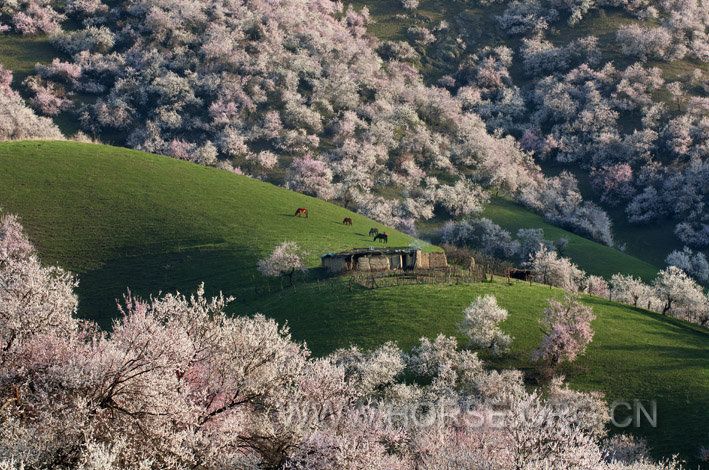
[584, 297, 709, 339]
[75, 245, 260, 329]
[599, 343, 708, 368]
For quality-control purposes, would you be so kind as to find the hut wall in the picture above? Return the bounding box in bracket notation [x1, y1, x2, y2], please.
[322, 256, 348, 273]
[321, 256, 350, 273]
[389, 254, 403, 270]
[429, 252, 448, 269]
[415, 251, 430, 269]
[356, 257, 371, 271]
[369, 255, 390, 271]
[324, 250, 426, 273]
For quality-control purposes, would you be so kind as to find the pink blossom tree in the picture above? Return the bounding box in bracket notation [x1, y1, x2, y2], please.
[25, 77, 73, 116]
[0, 66, 63, 141]
[286, 155, 335, 201]
[585, 275, 609, 298]
[533, 296, 596, 371]
[7, 0, 65, 35]
[591, 164, 634, 205]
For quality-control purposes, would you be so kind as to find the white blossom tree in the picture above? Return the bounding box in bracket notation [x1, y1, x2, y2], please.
[653, 266, 708, 324]
[460, 295, 512, 356]
[257, 241, 307, 286]
[666, 247, 709, 283]
[0, 212, 78, 356]
[609, 274, 655, 309]
[528, 245, 585, 291]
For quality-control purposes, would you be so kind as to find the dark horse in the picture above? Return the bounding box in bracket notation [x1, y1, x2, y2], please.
[343, 217, 353, 226]
[294, 207, 308, 218]
[373, 232, 388, 243]
[368, 228, 379, 237]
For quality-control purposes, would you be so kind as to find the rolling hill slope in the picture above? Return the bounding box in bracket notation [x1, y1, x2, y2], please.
[0, 29, 683, 279]
[1, 140, 707, 464]
[418, 198, 661, 281]
[0, 140, 435, 323]
[483, 198, 661, 280]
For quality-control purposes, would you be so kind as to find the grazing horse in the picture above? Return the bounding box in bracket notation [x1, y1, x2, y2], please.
[294, 207, 308, 218]
[373, 232, 388, 243]
[368, 228, 379, 237]
[343, 217, 353, 226]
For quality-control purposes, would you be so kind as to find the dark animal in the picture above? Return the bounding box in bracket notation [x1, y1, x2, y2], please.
[368, 228, 379, 237]
[343, 217, 353, 226]
[294, 207, 308, 218]
[508, 268, 532, 281]
[373, 232, 388, 244]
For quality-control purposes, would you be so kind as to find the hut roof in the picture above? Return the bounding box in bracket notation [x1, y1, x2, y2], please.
[321, 247, 419, 258]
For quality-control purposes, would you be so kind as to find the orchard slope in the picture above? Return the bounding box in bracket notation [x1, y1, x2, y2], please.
[1, 140, 708, 463]
[1, 140, 654, 317]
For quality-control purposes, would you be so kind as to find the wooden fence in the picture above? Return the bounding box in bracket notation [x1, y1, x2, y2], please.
[248, 256, 523, 296]
[347, 267, 490, 290]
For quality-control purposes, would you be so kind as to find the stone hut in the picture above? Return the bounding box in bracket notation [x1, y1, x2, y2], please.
[321, 247, 447, 273]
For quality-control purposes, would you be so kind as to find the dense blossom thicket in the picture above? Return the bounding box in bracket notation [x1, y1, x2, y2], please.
[403, 0, 707, 249]
[0, 65, 63, 140]
[1, 0, 617, 243]
[4, 0, 709, 249]
[440, 218, 564, 262]
[0, 213, 684, 468]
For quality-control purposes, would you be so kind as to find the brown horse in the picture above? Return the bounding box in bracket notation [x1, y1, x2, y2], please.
[294, 207, 308, 218]
[373, 232, 388, 243]
[368, 228, 379, 237]
[343, 217, 353, 226]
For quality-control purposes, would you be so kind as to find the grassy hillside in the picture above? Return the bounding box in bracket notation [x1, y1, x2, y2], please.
[0, 140, 434, 324]
[0, 35, 56, 82]
[418, 197, 660, 281]
[483, 198, 661, 280]
[245, 278, 708, 463]
[1, 141, 707, 464]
